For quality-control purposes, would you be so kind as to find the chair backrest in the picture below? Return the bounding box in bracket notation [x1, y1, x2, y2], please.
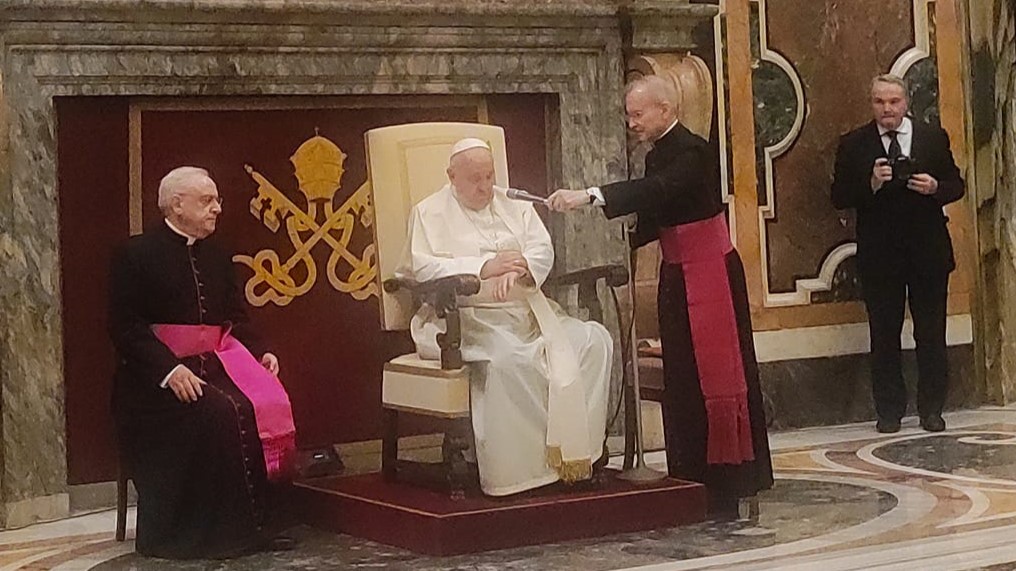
[633, 241, 661, 341]
[365, 122, 510, 331]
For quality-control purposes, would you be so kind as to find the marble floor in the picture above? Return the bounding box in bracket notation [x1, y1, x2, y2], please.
[8, 407, 1016, 570]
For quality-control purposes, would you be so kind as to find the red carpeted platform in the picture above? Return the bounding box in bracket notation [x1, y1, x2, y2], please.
[294, 469, 707, 555]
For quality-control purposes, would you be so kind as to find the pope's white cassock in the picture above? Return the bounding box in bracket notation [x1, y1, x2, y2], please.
[400, 183, 612, 496]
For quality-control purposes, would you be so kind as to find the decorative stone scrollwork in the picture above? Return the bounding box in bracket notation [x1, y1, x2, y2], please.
[626, 53, 714, 140]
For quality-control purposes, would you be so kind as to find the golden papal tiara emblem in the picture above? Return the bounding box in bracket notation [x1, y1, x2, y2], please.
[233, 132, 378, 307]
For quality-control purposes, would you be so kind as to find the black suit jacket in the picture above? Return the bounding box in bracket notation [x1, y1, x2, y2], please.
[600, 123, 724, 249]
[831, 119, 964, 278]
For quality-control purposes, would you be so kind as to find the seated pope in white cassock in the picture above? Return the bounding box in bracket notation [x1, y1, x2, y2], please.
[398, 137, 613, 496]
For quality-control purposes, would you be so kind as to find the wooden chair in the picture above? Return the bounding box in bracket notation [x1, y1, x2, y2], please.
[115, 453, 132, 541]
[631, 241, 666, 402]
[366, 122, 626, 494]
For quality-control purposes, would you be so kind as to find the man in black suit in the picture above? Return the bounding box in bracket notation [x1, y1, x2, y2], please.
[831, 74, 965, 434]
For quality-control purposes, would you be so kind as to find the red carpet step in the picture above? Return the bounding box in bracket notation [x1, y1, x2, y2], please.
[294, 469, 707, 555]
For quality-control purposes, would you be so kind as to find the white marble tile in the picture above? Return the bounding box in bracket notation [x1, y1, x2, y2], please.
[0, 509, 125, 545]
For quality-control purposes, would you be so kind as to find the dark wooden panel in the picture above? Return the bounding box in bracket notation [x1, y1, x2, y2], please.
[58, 97, 130, 484]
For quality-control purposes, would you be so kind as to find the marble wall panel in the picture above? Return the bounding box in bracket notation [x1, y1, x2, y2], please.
[762, 345, 977, 430]
[970, 0, 1016, 404]
[757, 0, 913, 294]
[994, 1, 1016, 403]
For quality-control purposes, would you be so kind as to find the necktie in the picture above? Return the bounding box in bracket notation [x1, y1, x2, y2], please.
[886, 130, 902, 160]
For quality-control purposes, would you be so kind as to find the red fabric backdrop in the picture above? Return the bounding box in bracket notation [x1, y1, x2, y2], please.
[60, 95, 550, 484]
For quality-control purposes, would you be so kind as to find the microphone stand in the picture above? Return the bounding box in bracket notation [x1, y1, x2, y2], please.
[616, 219, 665, 483]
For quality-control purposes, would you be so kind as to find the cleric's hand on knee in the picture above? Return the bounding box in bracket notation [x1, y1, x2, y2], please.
[167, 366, 206, 403]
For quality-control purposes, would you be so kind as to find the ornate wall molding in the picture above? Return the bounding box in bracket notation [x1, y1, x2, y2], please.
[712, 1, 737, 234]
[627, 53, 714, 140]
[891, 0, 936, 78]
[749, 0, 812, 308]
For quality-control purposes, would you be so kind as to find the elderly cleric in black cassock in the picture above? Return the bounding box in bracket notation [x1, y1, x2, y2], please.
[109, 167, 296, 559]
[548, 76, 773, 514]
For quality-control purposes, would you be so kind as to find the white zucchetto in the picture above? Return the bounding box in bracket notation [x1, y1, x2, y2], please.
[449, 137, 491, 158]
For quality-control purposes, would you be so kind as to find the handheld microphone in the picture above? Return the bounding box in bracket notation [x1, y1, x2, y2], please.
[505, 187, 548, 205]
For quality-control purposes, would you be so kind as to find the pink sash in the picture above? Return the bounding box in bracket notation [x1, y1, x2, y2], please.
[152, 324, 297, 482]
[658, 214, 755, 465]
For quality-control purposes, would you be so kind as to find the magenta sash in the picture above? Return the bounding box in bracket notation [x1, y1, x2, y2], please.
[658, 214, 754, 465]
[152, 324, 297, 482]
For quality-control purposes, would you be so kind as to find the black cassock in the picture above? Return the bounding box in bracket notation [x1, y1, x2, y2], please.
[109, 222, 272, 559]
[601, 124, 774, 502]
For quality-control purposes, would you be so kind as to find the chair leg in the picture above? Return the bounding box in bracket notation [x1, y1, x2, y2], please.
[115, 473, 128, 542]
[382, 408, 398, 481]
[740, 495, 761, 523]
[444, 418, 471, 499]
[623, 370, 638, 469]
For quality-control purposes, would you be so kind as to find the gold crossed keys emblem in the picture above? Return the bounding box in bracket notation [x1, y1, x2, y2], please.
[233, 133, 378, 307]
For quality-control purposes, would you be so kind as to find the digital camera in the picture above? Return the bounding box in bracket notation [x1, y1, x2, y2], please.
[889, 155, 918, 182]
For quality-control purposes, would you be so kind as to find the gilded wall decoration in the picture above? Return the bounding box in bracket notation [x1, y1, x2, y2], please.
[234, 133, 378, 307]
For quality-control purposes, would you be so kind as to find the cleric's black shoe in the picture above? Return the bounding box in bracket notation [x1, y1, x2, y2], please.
[707, 495, 740, 522]
[256, 535, 298, 552]
[876, 417, 901, 434]
[209, 534, 298, 559]
[920, 414, 946, 432]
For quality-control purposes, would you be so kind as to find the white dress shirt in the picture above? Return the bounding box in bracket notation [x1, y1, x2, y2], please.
[877, 116, 913, 157]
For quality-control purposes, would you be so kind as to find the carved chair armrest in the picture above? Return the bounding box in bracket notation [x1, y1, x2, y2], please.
[384, 274, 481, 308]
[543, 264, 629, 289]
[383, 274, 481, 369]
[637, 343, 663, 359]
[542, 264, 628, 323]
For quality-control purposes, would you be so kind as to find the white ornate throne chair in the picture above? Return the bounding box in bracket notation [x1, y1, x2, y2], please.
[367, 122, 628, 492]
[367, 122, 508, 489]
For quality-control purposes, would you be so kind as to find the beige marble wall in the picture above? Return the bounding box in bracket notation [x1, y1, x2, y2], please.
[968, 0, 1016, 405]
[0, 0, 715, 526]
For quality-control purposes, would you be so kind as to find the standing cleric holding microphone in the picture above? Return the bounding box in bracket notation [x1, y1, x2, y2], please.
[547, 75, 773, 518]
[831, 74, 964, 434]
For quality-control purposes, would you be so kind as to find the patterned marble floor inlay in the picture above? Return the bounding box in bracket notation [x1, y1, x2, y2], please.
[7, 407, 1016, 570]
